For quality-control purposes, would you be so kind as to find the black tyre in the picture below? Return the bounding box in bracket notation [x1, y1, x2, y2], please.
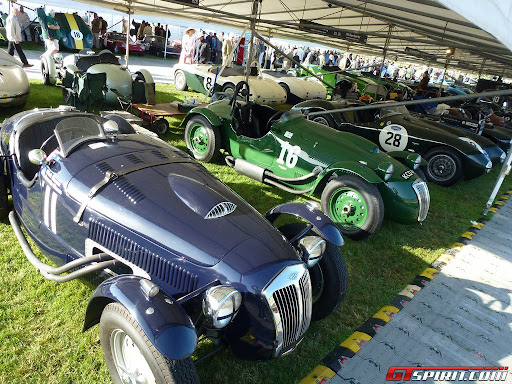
[422, 147, 463, 187]
[279, 83, 291, 102]
[279, 223, 348, 321]
[174, 70, 187, 91]
[185, 115, 221, 162]
[221, 83, 236, 97]
[152, 118, 169, 135]
[321, 174, 384, 240]
[308, 112, 336, 128]
[62, 88, 73, 105]
[41, 59, 51, 86]
[100, 303, 199, 384]
[0, 170, 8, 220]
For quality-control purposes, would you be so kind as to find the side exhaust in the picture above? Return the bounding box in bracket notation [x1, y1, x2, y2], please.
[8, 211, 116, 282]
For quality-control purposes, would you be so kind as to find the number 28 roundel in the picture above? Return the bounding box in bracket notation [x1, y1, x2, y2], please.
[378, 124, 408, 152]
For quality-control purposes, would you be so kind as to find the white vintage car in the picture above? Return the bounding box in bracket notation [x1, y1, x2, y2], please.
[173, 63, 287, 105]
[0, 49, 29, 107]
[261, 69, 327, 102]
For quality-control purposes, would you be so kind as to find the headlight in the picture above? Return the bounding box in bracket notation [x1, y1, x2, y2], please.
[486, 160, 492, 172]
[500, 152, 506, 163]
[299, 236, 326, 268]
[406, 153, 422, 170]
[202, 286, 242, 328]
[377, 162, 394, 181]
[459, 137, 485, 154]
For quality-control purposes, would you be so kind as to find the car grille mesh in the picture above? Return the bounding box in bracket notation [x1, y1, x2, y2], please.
[264, 264, 311, 356]
[88, 220, 198, 293]
[413, 180, 430, 222]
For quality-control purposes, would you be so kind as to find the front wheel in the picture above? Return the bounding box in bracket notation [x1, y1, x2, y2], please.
[279, 223, 348, 321]
[185, 115, 221, 162]
[422, 147, 463, 187]
[321, 175, 384, 240]
[174, 70, 187, 91]
[41, 59, 51, 85]
[152, 118, 169, 135]
[100, 303, 199, 384]
[308, 112, 336, 128]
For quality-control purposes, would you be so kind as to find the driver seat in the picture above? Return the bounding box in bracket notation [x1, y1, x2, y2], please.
[232, 103, 262, 138]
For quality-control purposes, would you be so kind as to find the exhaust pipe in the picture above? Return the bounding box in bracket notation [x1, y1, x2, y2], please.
[9, 211, 116, 282]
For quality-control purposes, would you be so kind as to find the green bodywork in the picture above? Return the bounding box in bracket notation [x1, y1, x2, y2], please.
[183, 100, 427, 224]
[36, 9, 93, 51]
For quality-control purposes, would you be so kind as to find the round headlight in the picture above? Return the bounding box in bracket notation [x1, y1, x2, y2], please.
[377, 162, 394, 182]
[299, 235, 326, 268]
[202, 286, 242, 328]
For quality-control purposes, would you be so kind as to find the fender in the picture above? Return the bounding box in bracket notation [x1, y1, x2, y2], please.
[181, 108, 223, 129]
[316, 161, 384, 188]
[83, 275, 197, 360]
[292, 100, 344, 125]
[387, 150, 427, 167]
[136, 69, 154, 84]
[41, 53, 58, 84]
[266, 202, 343, 246]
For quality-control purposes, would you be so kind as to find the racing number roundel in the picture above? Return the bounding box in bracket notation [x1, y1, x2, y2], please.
[203, 76, 214, 92]
[379, 124, 408, 152]
[70, 30, 83, 40]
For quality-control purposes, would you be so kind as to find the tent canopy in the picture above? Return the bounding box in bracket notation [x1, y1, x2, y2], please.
[74, 0, 512, 76]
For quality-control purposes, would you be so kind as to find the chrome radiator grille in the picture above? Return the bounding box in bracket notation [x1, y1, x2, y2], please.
[413, 180, 430, 222]
[263, 264, 312, 356]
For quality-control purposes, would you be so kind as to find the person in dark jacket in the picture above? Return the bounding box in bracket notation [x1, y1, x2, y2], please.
[193, 35, 209, 64]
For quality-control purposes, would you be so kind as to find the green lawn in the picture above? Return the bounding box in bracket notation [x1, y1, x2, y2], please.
[0, 81, 510, 383]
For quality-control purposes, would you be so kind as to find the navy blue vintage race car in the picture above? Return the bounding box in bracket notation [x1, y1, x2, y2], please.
[0, 107, 347, 383]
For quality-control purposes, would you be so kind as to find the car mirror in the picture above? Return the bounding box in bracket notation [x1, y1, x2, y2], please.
[28, 149, 47, 165]
[103, 120, 120, 134]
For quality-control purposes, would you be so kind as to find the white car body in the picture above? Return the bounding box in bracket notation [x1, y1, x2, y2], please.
[0, 49, 30, 107]
[173, 63, 287, 105]
[261, 70, 327, 101]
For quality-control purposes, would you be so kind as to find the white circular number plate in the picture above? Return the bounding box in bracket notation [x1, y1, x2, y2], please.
[203, 76, 214, 91]
[70, 30, 83, 40]
[379, 124, 408, 152]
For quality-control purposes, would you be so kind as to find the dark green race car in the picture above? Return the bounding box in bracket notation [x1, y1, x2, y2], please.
[181, 82, 430, 240]
[293, 100, 500, 187]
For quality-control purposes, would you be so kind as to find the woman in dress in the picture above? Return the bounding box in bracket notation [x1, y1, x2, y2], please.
[180, 27, 196, 64]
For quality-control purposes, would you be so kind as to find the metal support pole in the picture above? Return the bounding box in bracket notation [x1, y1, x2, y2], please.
[164, 24, 169, 59]
[478, 58, 487, 79]
[125, 7, 131, 68]
[483, 142, 512, 215]
[245, 0, 260, 85]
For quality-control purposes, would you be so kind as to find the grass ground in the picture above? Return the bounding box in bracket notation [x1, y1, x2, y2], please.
[0, 81, 510, 383]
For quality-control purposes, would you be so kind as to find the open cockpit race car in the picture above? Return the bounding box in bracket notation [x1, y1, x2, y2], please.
[41, 49, 155, 109]
[182, 82, 430, 240]
[293, 100, 500, 187]
[259, 69, 327, 102]
[0, 49, 30, 107]
[0, 106, 348, 384]
[173, 63, 287, 105]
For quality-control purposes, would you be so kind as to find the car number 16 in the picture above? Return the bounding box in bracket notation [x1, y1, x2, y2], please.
[277, 141, 301, 168]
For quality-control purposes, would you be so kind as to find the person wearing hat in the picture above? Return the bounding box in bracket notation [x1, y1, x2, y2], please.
[180, 27, 196, 64]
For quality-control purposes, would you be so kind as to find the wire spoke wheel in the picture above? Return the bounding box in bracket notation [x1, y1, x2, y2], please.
[427, 154, 456, 182]
[110, 329, 156, 384]
[329, 187, 368, 232]
[312, 116, 330, 126]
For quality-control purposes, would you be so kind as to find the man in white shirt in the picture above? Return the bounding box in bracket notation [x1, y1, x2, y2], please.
[18, 6, 31, 41]
[6, 8, 32, 67]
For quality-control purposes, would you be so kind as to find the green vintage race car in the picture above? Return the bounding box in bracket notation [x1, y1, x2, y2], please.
[293, 100, 499, 186]
[181, 82, 430, 240]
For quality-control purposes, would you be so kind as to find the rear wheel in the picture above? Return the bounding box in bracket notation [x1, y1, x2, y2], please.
[279, 83, 291, 102]
[422, 147, 463, 187]
[309, 112, 336, 128]
[152, 118, 169, 135]
[174, 70, 187, 91]
[279, 223, 348, 321]
[100, 303, 199, 384]
[221, 83, 236, 98]
[321, 175, 384, 240]
[185, 115, 221, 162]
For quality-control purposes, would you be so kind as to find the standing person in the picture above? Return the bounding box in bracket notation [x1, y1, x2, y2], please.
[179, 27, 195, 64]
[6, 8, 32, 67]
[143, 22, 152, 38]
[91, 14, 101, 49]
[417, 70, 430, 91]
[211, 33, 217, 63]
[100, 17, 107, 35]
[215, 32, 223, 64]
[137, 21, 145, 39]
[121, 18, 129, 35]
[222, 33, 233, 67]
[18, 6, 31, 41]
[42, 9, 61, 59]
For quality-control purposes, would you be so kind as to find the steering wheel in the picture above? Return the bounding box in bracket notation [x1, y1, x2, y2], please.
[266, 111, 284, 132]
[230, 81, 251, 117]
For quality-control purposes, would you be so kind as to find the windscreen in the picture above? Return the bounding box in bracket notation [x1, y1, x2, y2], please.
[379, 104, 410, 118]
[55, 117, 105, 157]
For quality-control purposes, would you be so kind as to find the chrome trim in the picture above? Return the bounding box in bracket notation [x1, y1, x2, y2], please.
[204, 201, 237, 219]
[262, 263, 312, 357]
[413, 180, 430, 222]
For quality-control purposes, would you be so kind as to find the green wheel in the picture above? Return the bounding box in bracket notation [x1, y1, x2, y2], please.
[321, 175, 384, 240]
[184, 115, 221, 162]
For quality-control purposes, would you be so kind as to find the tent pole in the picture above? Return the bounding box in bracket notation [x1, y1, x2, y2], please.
[125, 6, 131, 68]
[164, 24, 169, 59]
[245, 0, 260, 84]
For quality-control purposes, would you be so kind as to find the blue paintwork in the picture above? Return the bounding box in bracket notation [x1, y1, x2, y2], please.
[1, 108, 343, 362]
[84, 275, 198, 360]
